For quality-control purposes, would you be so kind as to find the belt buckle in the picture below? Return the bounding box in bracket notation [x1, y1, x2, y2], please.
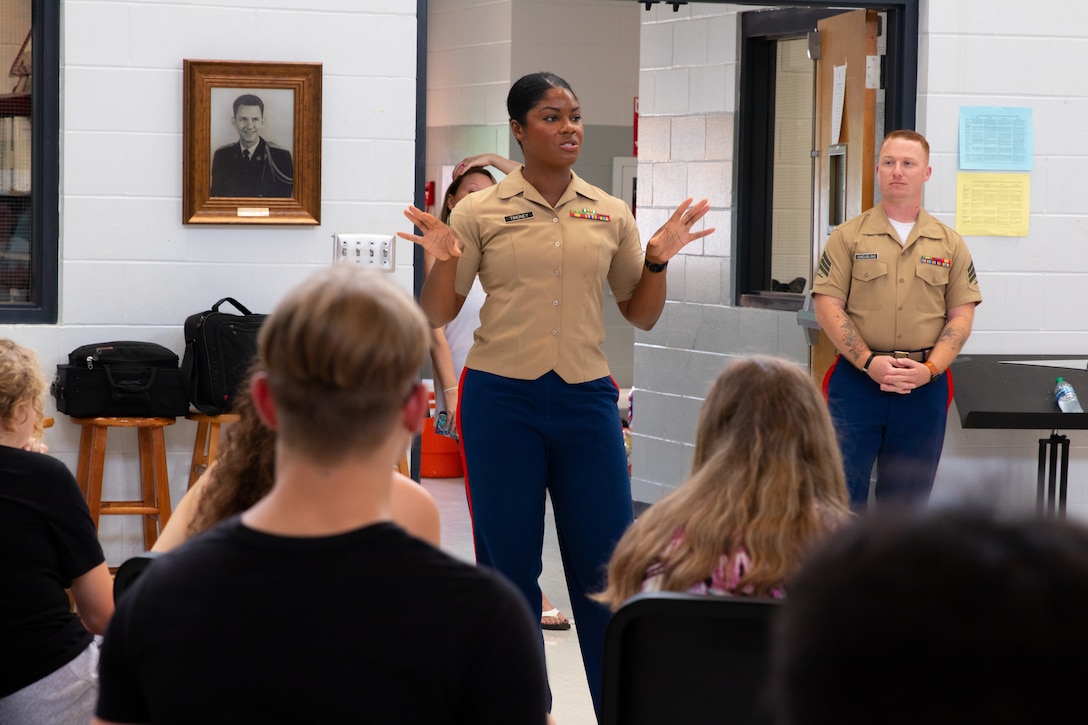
[892, 351, 910, 359]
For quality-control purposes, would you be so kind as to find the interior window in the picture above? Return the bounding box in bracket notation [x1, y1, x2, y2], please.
[0, 0, 32, 305]
[769, 37, 815, 296]
[0, 0, 58, 322]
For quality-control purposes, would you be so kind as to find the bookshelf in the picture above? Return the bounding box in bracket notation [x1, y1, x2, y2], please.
[0, 93, 31, 301]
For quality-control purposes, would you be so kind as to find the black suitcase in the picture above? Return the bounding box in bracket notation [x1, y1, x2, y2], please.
[51, 341, 190, 418]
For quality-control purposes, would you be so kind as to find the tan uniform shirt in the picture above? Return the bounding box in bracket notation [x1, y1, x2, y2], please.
[449, 168, 643, 384]
[812, 204, 982, 352]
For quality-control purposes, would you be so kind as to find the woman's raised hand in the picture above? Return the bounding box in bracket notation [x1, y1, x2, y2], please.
[398, 206, 464, 262]
[644, 198, 715, 263]
[453, 153, 518, 178]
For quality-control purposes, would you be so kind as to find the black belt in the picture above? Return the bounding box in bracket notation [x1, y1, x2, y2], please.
[870, 347, 933, 363]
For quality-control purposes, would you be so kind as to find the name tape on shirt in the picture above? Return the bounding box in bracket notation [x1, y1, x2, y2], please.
[855, 253, 878, 260]
[571, 209, 611, 222]
[504, 212, 534, 223]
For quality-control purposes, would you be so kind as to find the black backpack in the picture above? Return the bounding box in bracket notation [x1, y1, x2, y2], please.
[181, 298, 266, 415]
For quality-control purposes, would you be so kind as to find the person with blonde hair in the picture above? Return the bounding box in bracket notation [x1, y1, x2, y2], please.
[596, 356, 852, 609]
[0, 339, 114, 724]
[94, 266, 548, 724]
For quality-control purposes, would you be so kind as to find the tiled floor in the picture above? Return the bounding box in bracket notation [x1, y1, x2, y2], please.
[420, 476, 598, 725]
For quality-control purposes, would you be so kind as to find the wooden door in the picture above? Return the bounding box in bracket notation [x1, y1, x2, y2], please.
[810, 9, 879, 385]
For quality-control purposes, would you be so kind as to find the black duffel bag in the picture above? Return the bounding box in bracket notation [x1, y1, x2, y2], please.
[51, 341, 189, 418]
[181, 297, 266, 415]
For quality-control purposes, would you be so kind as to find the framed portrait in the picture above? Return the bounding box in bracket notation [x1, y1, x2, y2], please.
[183, 60, 321, 225]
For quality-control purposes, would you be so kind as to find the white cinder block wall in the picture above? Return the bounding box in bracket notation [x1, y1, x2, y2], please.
[4, 0, 419, 564]
[632, 3, 807, 505]
[921, 0, 1088, 518]
[426, 0, 515, 183]
[633, 0, 1088, 521]
[425, 0, 639, 184]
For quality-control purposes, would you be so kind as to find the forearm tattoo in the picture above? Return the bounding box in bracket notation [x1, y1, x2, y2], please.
[838, 315, 866, 363]
[938, 323, 964, 354]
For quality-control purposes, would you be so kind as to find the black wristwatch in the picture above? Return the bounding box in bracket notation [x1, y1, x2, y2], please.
[644, 258, 668, 273]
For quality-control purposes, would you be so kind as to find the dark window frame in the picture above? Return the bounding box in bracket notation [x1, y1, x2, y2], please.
[727, 0, 919, 309]
[1, 0, 59, 323]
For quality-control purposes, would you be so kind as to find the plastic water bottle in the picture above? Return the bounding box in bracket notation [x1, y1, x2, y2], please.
[1055, 377, 1084, 413]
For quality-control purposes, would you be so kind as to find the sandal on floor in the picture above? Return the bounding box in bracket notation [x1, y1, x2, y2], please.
[541, 607, 571, 631]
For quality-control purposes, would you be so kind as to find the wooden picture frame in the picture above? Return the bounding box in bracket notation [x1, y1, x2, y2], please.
[183, 60, 321, 225]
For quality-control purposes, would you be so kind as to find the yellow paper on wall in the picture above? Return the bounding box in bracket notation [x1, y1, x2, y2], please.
[956, 172, 1030, 237]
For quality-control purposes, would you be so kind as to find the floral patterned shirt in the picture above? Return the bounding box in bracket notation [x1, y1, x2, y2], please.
[640, 531, 787, 599]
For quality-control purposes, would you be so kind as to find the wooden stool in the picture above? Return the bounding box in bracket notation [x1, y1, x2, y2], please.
[73, 417, 175, 550]
[185, 412, 241, 489]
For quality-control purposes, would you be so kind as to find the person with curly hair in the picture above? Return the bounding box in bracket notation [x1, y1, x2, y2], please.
[0, 338, 114, 724]
[595, 356, 852, 608]
[153, 362, 440, 552]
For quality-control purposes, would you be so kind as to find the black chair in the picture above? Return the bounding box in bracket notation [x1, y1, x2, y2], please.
[601, 591, 783, 725]
[112, 551, 162, 602]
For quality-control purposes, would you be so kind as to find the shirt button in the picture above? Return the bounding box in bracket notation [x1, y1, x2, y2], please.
[553, 270, 560, 276]
[552, 218, 559, 223]
[553, 299, 559, 306]
[898, 305, 904, 311]
[899, 278, 905, 283]
[554, 241, 560, 247]
[551, 329, 558, 336]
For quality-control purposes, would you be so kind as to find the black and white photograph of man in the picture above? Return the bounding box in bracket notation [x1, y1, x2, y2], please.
[209, 89, 294, 198]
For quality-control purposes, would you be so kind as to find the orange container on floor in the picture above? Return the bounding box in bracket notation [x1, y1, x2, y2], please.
[421, 417, 463, 478]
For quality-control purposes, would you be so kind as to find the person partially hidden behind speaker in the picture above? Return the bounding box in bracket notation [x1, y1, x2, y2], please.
[209, 93, 294, 198]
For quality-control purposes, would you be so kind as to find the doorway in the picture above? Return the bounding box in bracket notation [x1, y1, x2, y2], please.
[729, 2, 916, 380]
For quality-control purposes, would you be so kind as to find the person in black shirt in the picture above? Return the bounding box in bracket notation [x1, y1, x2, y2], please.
[0, 338, 114, 724]
[94, 266, 550, 725]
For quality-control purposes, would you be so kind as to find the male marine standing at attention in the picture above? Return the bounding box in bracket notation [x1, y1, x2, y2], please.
[210, 93, 294, 198]
[813, 130, 982, 509]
